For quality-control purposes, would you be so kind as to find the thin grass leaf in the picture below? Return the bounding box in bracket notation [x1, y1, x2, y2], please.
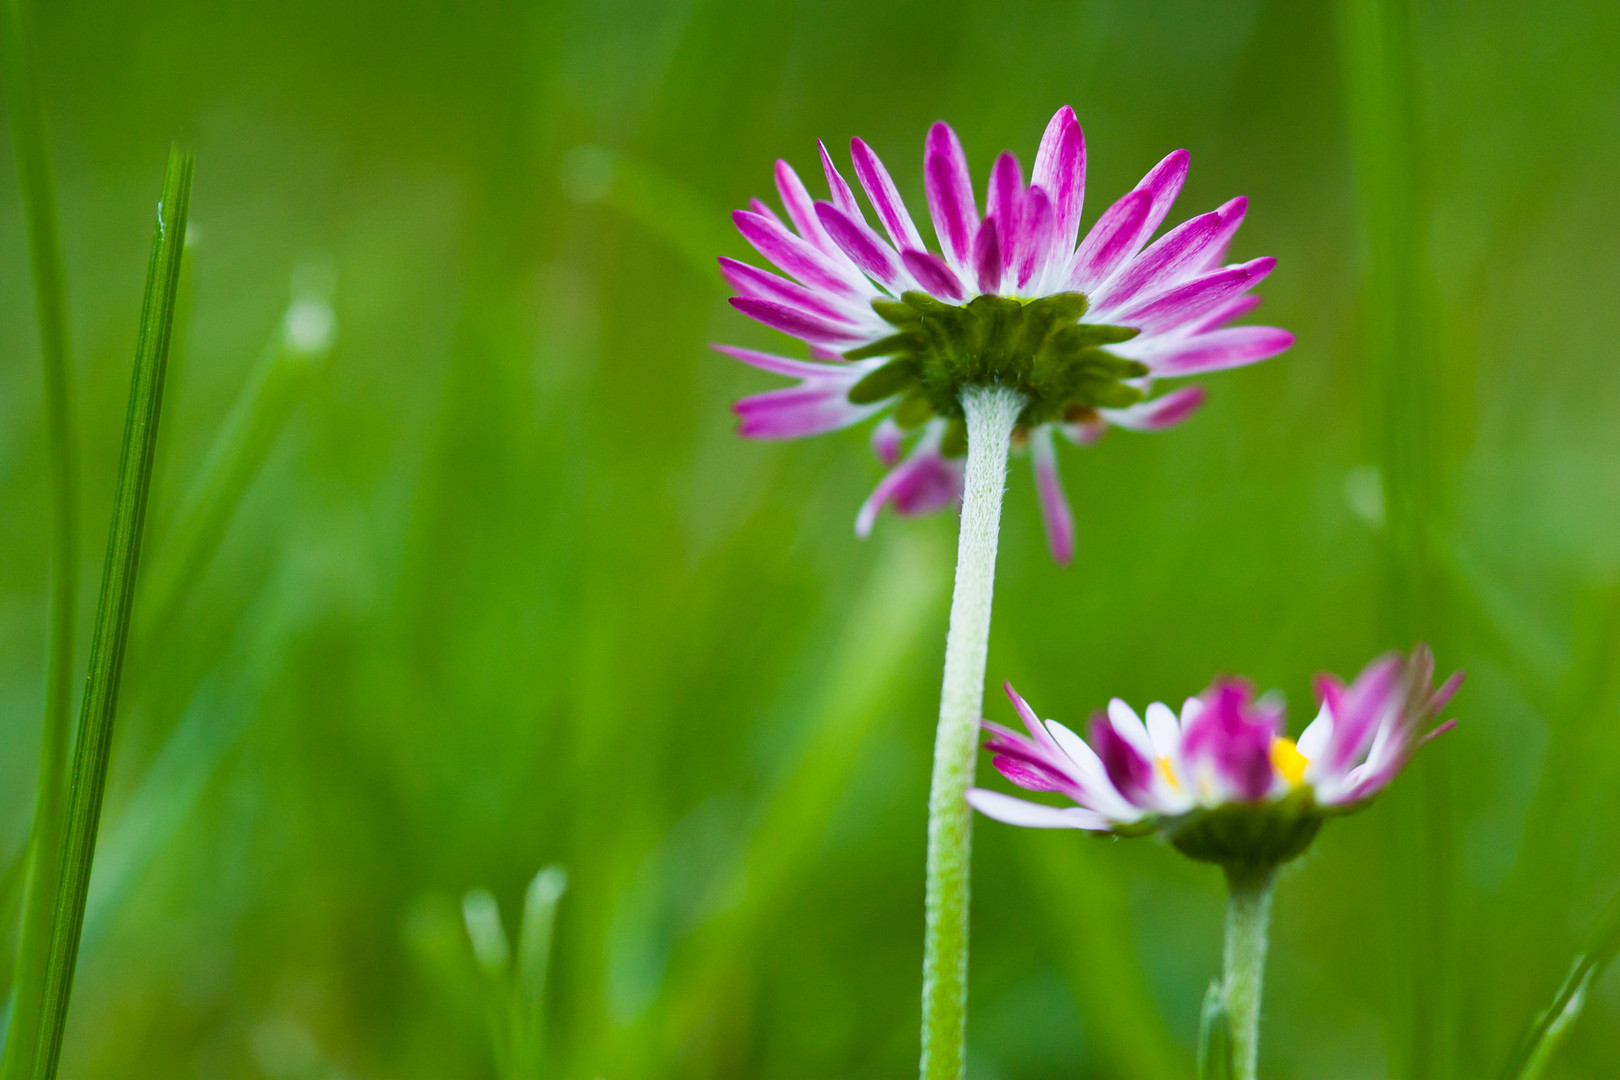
[0, 0, 79, 1073]
[1015, 833, 1192, 1080]
[1338, 2, 1456, 1075]
[133, 284, 336, 660]
[20, 146, 192, 1080]
[653, 531, 947, 1054]
[511, 866, 567, 1079]
[1501, 891, 1620, 1080]
[559, 145, 723, 278]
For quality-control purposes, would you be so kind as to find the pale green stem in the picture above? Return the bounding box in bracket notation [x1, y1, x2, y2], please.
[920, 384, 1023, 1080]
[1222, 866, 1276, 1080]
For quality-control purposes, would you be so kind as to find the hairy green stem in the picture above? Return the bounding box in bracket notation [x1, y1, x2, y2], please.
[1221, 866, 1275, 1080]
[23, 148, 191, 1080]
[0, 0, 79, 1074]
[920, 384, 1022, 1080]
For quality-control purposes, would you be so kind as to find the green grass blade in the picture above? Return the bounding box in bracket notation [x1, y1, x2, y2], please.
[1501, 891, 1620, 1080]
[1338, 2, 1455, 1076]
[133, 286, 335, 658]
[0, 0, 79, 1073]
[21, 146, 191, 1080]
[1016, 833, 1192, 1080]
[511, 866, 567, 1079]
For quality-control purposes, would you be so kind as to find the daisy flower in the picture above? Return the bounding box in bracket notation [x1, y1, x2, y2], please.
[718, 106, 1293, 562]
[967, 645, 1460, 867]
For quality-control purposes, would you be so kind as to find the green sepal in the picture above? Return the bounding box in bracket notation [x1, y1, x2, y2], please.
[847, 359, 919, 404]
[1025, 291, 1089, 320]
[1166, 790, 1324, 869]
[899, 290, 958, 317]
[871, 299, 919, 326]
[894, 389, 935, 429]
[1198, 981, 1236, 1080]
[844, 332, 918, 361]
[1073, 380, 1146, 409]
[940, 418, 967, 458]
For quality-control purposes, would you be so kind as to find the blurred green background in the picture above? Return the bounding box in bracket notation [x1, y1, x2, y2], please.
[2, 0, 1619, 1077]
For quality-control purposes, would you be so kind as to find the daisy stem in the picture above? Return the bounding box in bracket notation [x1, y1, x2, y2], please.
[1221, 865, 1276, 1080]
[920, 384, 1024, 1080]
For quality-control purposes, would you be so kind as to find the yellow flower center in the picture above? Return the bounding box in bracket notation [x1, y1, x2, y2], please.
[1270, 736, 1309, 787]
[1157, 756, 1180, 790]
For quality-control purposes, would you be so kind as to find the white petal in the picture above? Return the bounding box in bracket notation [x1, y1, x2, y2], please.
[1180, 697, 1206, 727]
[1044, 719, 1142, 820]
[1107, 698, 1156, 759]
[1144, 702, 1182, 758]
[966, 789, 1111, 830]
[1296, 701, 1334, 761]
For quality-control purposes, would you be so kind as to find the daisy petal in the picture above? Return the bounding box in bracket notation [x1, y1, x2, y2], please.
[734, 209, 867, 297]
[730, 297, 867, 346]
[850, 137, 927, 252]
[1068, 189, 1152, 292]
[1131, 326, 1295, 376]
[1029, 425, 1075, 564]
[1098, 387, 1206, 431]
[966, 789, 1110, 831]
[818, 140, 865, 221]
[925, 122, 980, 271]
[1112, 258, 1276, 335]
[733, 385, 878, 439]
[816, 201, 907, 292]
[712, 343, 855, 379]
[900, 249, 967, 301]
[1031, 105, 1086, 255]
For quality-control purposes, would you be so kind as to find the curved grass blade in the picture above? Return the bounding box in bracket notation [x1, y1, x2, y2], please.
[511, 866, 567, 1079]
[1500, 891, 1620, 1080]
[0, 0, 79, 1072]
[19, 146, 192, 1080]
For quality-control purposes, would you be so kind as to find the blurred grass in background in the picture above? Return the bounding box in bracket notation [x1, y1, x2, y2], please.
[2, 0, 1619, 1077]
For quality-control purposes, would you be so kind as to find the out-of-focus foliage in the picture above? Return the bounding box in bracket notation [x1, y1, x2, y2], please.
[1, 1, 1618, 1078]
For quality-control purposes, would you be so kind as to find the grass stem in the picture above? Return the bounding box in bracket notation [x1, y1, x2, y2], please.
[20, 147, 191, 1080]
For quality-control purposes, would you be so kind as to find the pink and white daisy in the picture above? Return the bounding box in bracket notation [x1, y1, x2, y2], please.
[967, 646, 1460, 866]
[717, 106, 1294, 563]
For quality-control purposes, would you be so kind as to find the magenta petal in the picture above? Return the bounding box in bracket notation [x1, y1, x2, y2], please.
[1138, 326, 1295, 376]
[730, 296, 865, 346]
[870, 416, 903, 465]
[773, 160, 836, 254]
[900, 249, 967, 301]
[850, 137, 927, 252]
[1099, 386, 1206, 432]
[733, 385, 874, 439]
[718, 258, 867, 324]
[854, 429, 963, 536]
[1031, 105, 1086, 254]
[1324, 654, 1404, 774]
[993, 754, 1072, 793]
[748, 197, 785, 227]
[1091, 208, 1226, 312]
[1013, 185, 1056, 289]
[818, 139, 865, 221]
[986, 152, 1025, 278]
[1130, 148, 1192, 253]
[1088, 712, 1154, 805]
[924, 122, 980, 270]
[815, 201, 906, 292]
[734, 209, 864, 297]
[1068, 189, 1152, 292]
[1183, 680, 1276, 802]
[973, 216, 1003, 294]
[1029, 425, 1075, 564]
[1113, 257, 1276, 335]
[712, 343, 852, 379]
[1184, 292, 1263, 335]
[1196, 196, 1249, 271]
